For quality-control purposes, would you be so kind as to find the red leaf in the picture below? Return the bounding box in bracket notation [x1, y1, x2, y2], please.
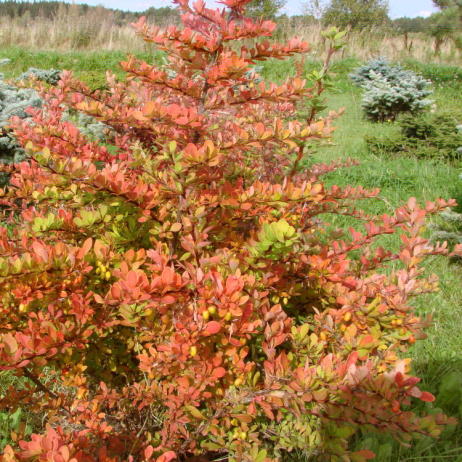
[32, 241, 49, 262]
[352, 450, 376, 461]
[144, 446, 154, 460]
[420, 391, 435, 403]
[359, 335, 375, 347]
[3, 334, 18, 354]
[77, 237, 93, 259]
[156, 451, 176, 462]
[126, 271, 139, 288]
[212, 367, 226, 379]
[204, 321, 221, 336]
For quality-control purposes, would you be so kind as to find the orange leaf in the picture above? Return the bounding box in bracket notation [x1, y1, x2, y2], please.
[420, 391, 435, 403]
[77, 238, 93, 259]
[156, 451, 176, 462]
[212, 367, 226, 379]
[204, 321, 221, 336]
[3, 334, 18, 355]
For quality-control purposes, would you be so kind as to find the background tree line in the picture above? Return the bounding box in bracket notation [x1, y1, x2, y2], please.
[0, 0, 460, 54]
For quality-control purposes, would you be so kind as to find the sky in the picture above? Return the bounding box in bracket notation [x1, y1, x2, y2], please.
[28, 0, 441, 18]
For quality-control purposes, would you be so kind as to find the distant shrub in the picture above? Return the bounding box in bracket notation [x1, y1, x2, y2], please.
[16, 67, 62, 86]
[350, 57, 394, 86]
[351, 58, 433, 122]
[366, 112, 462, 161]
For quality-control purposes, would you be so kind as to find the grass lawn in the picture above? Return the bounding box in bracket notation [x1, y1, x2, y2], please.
[1, 47, 462, 461]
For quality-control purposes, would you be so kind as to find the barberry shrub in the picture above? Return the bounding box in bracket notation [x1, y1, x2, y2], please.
[0, 1, 457, 461]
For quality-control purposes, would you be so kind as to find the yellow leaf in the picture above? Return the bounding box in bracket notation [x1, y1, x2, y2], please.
[185, 405, 206, 420]
[170, 223, 182, 232]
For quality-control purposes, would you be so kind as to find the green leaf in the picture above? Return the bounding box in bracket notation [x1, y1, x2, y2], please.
[184, 405, 206, 420]
[254, 449, 267, 462]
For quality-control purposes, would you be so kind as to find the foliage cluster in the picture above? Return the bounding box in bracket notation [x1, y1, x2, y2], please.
[353, 364, 462, 460]
[366, 112, 462, 161]
[0, 1, 458, 461]
[0, 62, 107, 186]
[350, 59, 433, 122]
[0, 64, 41, 176]
[0, 65, 63, 185]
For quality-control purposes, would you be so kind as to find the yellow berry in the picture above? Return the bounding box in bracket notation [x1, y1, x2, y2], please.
[202, 311, 210, 321]
[343, 312, 352, 322]
[224, 313, 232, 322]
[239, 432, 247, 440]
[145, 308, 153, 317]
[207, 305, 217, 315]
[105, 271, 111, 281]
[189, 346, 197, 357]
[234, 377, 243, 387]
[19, 303, 27, 313]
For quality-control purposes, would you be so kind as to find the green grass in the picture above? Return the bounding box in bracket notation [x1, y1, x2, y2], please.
[1, 47, 462, 460]
[0, 46, 164, 89]
[304, 65, 462, 462]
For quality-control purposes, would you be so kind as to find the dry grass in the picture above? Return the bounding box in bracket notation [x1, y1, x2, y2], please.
[0, 4, 152, 52]
[278, 21, 460, 64]
[0, 7, 460, 64]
